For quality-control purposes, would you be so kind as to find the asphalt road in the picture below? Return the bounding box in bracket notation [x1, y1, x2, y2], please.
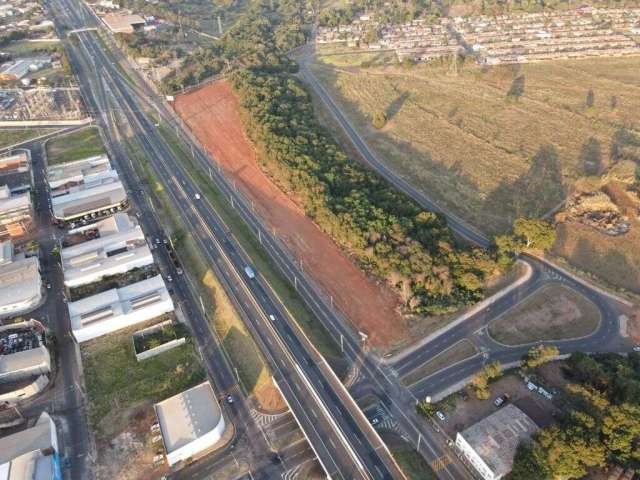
[47, 1, 406, 478]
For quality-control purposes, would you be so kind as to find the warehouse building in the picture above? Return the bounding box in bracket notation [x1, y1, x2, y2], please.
[0, 241, 41, 319]
[0, 412, 62, 480]
[0, 319, 50, 383]
[50, 176, 127, 223]
[0, 152, 29, 176]
[0, 185, 32, 240]
[102, 12, 145, 33]
[456, 404, 539, 480]
[61, 213, 152, 287]
[67, 274, 174, 343]
[155, 382, 227, 467]
[0, 56, 52, 81]
[47, 154, 111, 191]
[47, 154, 128, 223]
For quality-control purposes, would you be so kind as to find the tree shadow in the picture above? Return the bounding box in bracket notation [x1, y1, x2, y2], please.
[385, 89, 410, 122]
[485, 144, 565, 223]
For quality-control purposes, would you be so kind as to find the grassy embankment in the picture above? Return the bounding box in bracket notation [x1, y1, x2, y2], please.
[156, 124, 344, 369]
[0, 128, 59, 149]
[488, 283, 601, 345]
[81, 321, 205, 439]
[124, 138, 284, 411]
[46, 127, 106, 164]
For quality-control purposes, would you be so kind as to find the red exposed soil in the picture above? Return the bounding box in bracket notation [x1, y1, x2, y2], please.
[174, 80, 406, 349]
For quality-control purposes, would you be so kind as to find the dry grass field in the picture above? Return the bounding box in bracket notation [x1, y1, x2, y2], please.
[310, 56, 640, 234]
[488, 283, 601, 345]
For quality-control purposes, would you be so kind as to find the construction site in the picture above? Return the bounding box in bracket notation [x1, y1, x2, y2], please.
[0, 87, 85, 122]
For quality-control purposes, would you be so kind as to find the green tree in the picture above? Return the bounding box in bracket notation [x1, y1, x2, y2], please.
[507, 75, 525, 99]
[524, 345, 560, 370]
[602, 403, 640, 462]
[507, 442, 550, 480]
[513, 218, 556, 251]
[371, 110, 387, 129]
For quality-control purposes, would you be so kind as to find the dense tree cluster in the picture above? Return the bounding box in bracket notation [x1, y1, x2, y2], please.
[508, 352, 640, 479]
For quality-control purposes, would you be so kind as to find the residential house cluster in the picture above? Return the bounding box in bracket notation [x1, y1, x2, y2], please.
[456, 7, 640, 64]
[316, 7, 640, 64]
[0, 0, 56, 37]
[317, 17, 461, 62]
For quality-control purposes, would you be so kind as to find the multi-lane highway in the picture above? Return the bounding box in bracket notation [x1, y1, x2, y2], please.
[41, 1, 636, 479]
[46, 0, 407, 478]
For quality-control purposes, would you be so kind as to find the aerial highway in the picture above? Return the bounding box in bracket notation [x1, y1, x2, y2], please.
[47, 1, 406, 478]
[46, 2, 635, 480]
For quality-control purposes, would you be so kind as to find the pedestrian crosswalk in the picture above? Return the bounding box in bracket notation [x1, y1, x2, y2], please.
[249, 408, 288, 428]
[371, 404, 399, 433]
[430, 455, 452, 472]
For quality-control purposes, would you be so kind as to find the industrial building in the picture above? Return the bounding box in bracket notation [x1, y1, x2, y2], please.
[0, 184, 32, 239]
[0, 152, 29, 176]
[0, 56, 52, 81]
[61, 213, 153, 287]
[102, 12, 145, 33]
[154, 382, 227, 467]
[0, 412, 62, 480]
[47, 154, 127, 223]
[47, 154, 111, 191]
[456, 404, 539, 480]
[0, 241, 41, 318]
[67, 274, 174, 343]
[0, 319, 50, 383]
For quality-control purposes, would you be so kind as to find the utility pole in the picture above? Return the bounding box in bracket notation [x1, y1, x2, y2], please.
[217, 15, 223, 35]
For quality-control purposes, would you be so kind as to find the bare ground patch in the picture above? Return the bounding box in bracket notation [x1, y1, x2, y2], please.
[488, 283, 601, 345]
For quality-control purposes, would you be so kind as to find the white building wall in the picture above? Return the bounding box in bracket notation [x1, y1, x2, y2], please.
[72, 297, 174, 343]
[165, 415, 226, 466]
[455, 433, 497, 480]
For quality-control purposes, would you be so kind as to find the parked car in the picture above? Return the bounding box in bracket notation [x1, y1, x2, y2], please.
[494, 394, 509, 407]
[633, 345, 640, 352]
[435, 411, 446, 421]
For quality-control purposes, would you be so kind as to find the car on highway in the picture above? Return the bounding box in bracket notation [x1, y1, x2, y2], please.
[166, 275, 172, 282]
[435, 411, 446, 421]
[269, 314, 276, 322]
[244, 266, 256, 279]
[176, 268, 183, 275]
[371, 417, 380, 425]
[633, 345, 640, 352]
[194, 193, 201, 200]
[226, 395, 234, 404]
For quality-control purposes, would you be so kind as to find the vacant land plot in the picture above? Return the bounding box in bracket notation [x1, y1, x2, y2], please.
[2, 40, 60, 56]
[488, 283, 601, 345]
[310, 56, 640, 234]
[174, 80, 406, 350]
[0, 127, 58, 149]
[81, 322, 206, 437]
[46, 126, 105, 164]
[401, 340, 477, 386]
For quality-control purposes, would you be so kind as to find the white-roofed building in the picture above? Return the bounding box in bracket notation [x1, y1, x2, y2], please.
[0, 243, 41, 318]
[154, 382, 227, 467]
[50, 177, 127, 222]
[47, 154, 128, 223]
[0, 185, 32, 240]
[61, 214, 152, 287]
[47, 154, 111, 191]
[0, 412, 62, 480]
[67, 274, 174, 343]
[0, 320, 50, 383]
[456, 404, 539, 480]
